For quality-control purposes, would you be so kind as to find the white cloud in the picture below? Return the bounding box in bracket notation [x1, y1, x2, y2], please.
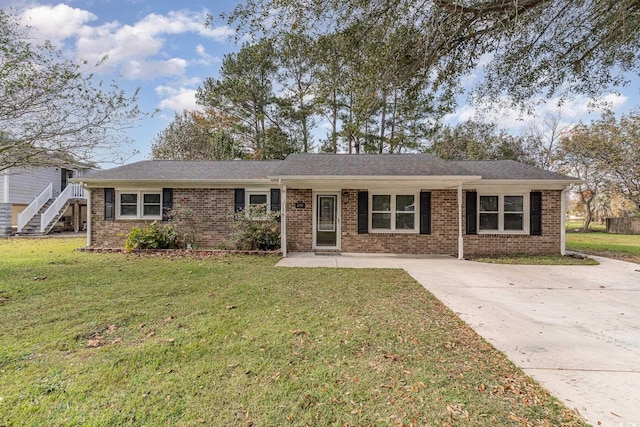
[19, 5, 234, 80]
[120, 58, 188, 80]
[445, 93, 629, 132]
[193, 44, 220, 66]
[156, 85, 200, 112]
[20, 4, 96, 44]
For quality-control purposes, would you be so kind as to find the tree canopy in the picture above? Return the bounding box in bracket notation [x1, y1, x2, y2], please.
[0, 9, 143, 172]
[227, 0, 640, 107]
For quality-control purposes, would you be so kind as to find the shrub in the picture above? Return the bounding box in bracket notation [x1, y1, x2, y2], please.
[230, 206, 281, 251]
[124, 222, 178, 252]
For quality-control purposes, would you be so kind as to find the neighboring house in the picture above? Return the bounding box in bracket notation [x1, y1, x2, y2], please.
[74, 154, 580, 257]
[0, 165, 92, 236]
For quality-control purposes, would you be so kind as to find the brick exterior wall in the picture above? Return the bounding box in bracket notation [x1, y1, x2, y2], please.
[91, 186, 562, 256]
[285, 188, 562, 257]
[463, 190, 562, 257]
[90, 188, 235, 248]
[340, 189, 458, 255]
[284, 189, 313, 252]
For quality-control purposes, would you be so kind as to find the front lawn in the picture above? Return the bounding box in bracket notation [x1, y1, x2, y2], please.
[566, 231, 640, 263]
[0, 238, 586, 426]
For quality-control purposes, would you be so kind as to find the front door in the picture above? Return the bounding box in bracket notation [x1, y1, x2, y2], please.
[314, 193, 340, 249]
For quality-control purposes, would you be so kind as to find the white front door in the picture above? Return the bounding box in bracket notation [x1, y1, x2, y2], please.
[313, 193, 340, 250]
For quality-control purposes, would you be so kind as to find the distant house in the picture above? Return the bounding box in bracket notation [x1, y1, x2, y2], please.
[0, 165, 93, 236]
[74, 154, 580, 258]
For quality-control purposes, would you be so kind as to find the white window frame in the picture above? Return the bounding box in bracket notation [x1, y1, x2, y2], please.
[115, 190, 162, 220]
[369, 192, 418, 233]
[478, 193, 528, 234]
[245, 190, 270, 218]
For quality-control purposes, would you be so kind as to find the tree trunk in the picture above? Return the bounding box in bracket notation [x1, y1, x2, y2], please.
[331, 88, 338, 153]
[583, 200, 593, 232]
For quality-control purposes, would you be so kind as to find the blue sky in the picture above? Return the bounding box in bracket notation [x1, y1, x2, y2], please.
[2, 0, 639, 166]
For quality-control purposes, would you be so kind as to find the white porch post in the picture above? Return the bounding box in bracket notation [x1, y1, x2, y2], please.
[3, 172, 9, 203]
[85, 187, 92, 247]
[280, 183, 287, 257]
[457, 183, 464, 260]
[560, 186, 568, 256]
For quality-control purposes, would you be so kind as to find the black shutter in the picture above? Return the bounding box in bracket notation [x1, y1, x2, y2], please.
[357, 191, 368, 234]
[530, 191, 542, 235]
[162, 188, 173, 221]
[270, 188, 281, 212]
[234, 189, 245, 212]
[104, 188, 115, 221]
[419, 191, 431, 234]
[465, 191, 477, 235]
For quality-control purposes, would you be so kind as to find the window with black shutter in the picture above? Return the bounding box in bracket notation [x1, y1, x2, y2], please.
[465, 191, 477, 235]
[104, 188, 115, 221]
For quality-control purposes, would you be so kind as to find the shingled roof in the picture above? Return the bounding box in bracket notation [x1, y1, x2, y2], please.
[77, 154, 578, 183]
[271, 153, 476, 177]
[80, 160, 280, 182]
[451, 160, 577, 181]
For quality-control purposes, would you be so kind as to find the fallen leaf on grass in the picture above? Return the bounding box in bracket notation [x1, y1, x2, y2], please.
[163, 316, 174, 324]
[226, 305, 237, 310]
[33, 276, 47, 281]
[384, 354, 398, 361]
[291, 330, 306, 335]
[87, 339, 103, 348]
[146, 330, 155, 338]
[106, 324, 117, 334]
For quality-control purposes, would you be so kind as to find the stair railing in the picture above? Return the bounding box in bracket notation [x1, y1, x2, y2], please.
[17, 183, 53, 233]
[40, 183, 86, 233]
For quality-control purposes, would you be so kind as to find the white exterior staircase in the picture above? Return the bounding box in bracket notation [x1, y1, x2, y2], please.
[17, 184, 86, 236]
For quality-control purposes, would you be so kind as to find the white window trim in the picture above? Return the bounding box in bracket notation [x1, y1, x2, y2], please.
[246, 191, 270, 210]
[478, 193, 529, 234]
[245, 190, 271, 219]
[115, 190, 162, 220]
[369, 192, 419, 233]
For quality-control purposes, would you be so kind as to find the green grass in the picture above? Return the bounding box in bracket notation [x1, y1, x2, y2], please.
[566, 232, 640, 259]
[565, 221, 606, 232]
[474, 254, 599, 265]
[0, 238, 587, 426]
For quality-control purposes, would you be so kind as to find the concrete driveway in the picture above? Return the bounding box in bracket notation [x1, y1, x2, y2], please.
[277, 253, 640, 427]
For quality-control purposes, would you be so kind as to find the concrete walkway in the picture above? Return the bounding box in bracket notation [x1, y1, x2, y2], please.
[277, 253, 640, 427]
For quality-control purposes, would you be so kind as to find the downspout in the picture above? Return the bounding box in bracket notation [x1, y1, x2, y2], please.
[280, 179, 287, 257]
[458, 183, 464, 260]
[560, 185, 569, 256]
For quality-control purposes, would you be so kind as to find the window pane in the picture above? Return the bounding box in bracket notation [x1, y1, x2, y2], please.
[480, 196, 498, 212]
[371, 213, 391, 229]
[504, 213, 524, 230]
[479, 213, 498, 230]
[120, 204, 137, 216]
[121, 194, 137, 204]
[372, 195, 391, 211]
[396, 195, 415, 212]
[504, 196, 523, 212]
[143, 205, 161, 216]
[396, 212, 415, 230]
[249, 194, 267, 205]
[144, 193, 160, 204]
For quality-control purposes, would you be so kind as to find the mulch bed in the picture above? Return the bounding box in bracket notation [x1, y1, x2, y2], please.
[77, 247, 281, 258]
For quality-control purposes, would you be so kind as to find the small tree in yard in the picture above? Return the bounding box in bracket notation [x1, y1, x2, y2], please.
[0, 10, 143, 171]
[230, 206, 280, 251]
[559, 124, 612, 232]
